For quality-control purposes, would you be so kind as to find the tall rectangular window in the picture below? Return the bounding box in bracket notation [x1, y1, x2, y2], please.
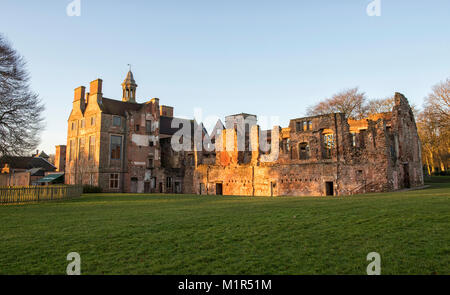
[147, 157, 154, 168]
[110, 135, 122, 160]
[324, 134, 335, 149]
[90, 116, 96, 126]
[110, 173, 119, 189]
[78, 138, 85, 160]
[89, 136, 95, 160]
[112, 116, 122, 127]
[351, 132, 357, 147]
[80, 119, 85, 128]
[323, 133, 335, 159]
[296, 121, 302, 132]
[146, 120, 152, 133]
[166, 177, 172, 188]
[71, 121, 77, 131]
[69, 140, 75, 161]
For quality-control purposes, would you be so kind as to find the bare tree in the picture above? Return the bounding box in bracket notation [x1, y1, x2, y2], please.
[47, 153, 55, 165]
[0, 34, 44, 157]
[424, 78, 450, 130]
[417, 108, 449, 175]
[417, 78, 450, 174]
[306, 87, 368, 120]
[366, 97, 395, 115]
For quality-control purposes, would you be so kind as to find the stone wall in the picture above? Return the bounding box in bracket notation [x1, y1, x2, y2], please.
[66, 75, 423, 196]
[194, 93, 423, 197]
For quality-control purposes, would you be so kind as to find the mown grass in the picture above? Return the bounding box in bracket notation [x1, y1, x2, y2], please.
[0, 177, 449, 275]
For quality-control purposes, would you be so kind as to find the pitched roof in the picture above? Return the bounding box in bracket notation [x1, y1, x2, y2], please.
[100, 97, 143, 116]
[122, 70, 137, 86]
[28, 167, 46, 176]
[35, 173, 64, 183]
[225, 113, 256, 118]
[0, 156, 56, 172]
[95, 97, 201, 136]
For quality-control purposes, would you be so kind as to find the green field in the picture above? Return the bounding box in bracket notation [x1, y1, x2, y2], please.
[0, 177, 449, 275]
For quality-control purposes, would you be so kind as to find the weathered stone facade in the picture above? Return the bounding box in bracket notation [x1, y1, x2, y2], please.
[66, 72, 423, 196]
[193, 93, 424, 196]
[65, 72, 196, 193]
[54, 145, 66, 172]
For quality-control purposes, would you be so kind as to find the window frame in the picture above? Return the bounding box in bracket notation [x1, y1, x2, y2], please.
[146, 120, 152, 133]
[78, 137, 85, 160]
[147, 157, 154, 169]
[112, 116, 122, 127]
[110, 135, 123, 160]
[109, 173, 120, 189]
[166, 176, 172, 188]
[69, 139, 75, 161]
[88, 135, 95, 160]
[323, 133, 335, 159]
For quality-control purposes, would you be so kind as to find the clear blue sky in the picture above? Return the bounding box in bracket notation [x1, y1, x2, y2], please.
[1, 0, 449, 155]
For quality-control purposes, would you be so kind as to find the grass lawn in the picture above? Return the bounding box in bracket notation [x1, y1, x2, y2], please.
[0, 177, 449, 275]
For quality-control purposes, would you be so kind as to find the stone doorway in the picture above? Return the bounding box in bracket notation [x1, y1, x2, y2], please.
[403, 163, 410, 188]
[325, 181, 334, 196]
[216, 183, 223, 195]
[144, 181, 150, 193]
[174, 182, 181, 193]
[130, 177, 138, 193]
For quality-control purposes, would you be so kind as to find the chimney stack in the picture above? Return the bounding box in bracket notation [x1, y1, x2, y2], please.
[73, 86, 86, 112]
[90, 79, 103, 95]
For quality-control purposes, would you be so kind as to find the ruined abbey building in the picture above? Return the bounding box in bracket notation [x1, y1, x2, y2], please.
[66, 71, 424, 196]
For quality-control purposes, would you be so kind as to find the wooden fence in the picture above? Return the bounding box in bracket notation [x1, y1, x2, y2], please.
[0, 185, 83, 204]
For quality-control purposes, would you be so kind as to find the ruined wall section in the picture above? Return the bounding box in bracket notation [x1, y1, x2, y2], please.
[389, 93, 424, 189]
[338, 118, 391, 195]
[124, 99, 160, 193]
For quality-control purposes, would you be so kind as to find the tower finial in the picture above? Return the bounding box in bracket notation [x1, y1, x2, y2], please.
[127, 64, 132, 71]
[122, 67, 137, 103]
